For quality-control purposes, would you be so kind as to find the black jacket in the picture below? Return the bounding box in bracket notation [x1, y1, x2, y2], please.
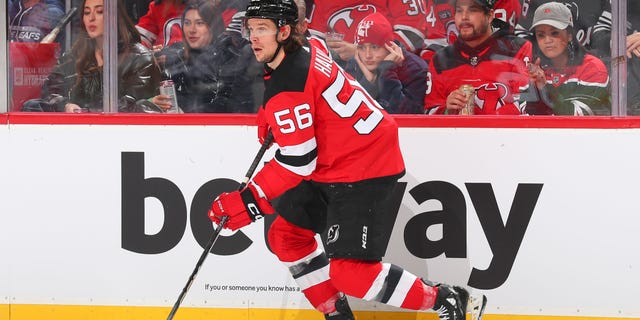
[41, 42, 161, 112]
[162, 32, 260, 113]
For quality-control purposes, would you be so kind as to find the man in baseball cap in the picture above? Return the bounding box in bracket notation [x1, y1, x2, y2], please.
[424, 0, 532, 115]
[450, 0, 496, 11]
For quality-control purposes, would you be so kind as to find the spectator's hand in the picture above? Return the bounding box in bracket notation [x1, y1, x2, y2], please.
[149, 95, 174, 111]
[626, 32, 640, 59]
[327, 40, 356, 61]
[446, 88, 469, 112]
[527, 57, 546, 90]
[354, 51, 377, 83]
[384, 41, 404, 65]
[153, 45, 167, 66]
[64, 103, 82, 113]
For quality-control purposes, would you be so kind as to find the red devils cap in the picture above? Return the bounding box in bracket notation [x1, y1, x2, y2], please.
[354, 12, 394, 46]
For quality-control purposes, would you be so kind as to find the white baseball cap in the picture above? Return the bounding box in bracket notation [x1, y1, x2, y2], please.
[530, 2, 573, 30]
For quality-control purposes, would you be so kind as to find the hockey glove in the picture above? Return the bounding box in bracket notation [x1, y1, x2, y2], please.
[208, 183, 274, 231]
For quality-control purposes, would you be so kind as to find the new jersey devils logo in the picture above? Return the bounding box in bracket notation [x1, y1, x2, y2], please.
[327, 224, 340, 245]
[475, 83, 510, 112]
[328, 5, 377, 41]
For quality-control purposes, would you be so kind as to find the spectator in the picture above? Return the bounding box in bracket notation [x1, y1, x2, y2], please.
[9, 0, 64, 43]
[306, 0, 428, 65]
[150, 1, 259, 113]
[424, 0, 531, 115]
[591, 0, 640, 114]
[515, 0, 608, 49]
[345, 12, 428, 114]
[492, 0, 521, 31]
[135, 0, 186, 49]
[421, 0, 520, 63]
[209, 1, 488, 320]
[123, 0, 153, 24]
[23, 0, 161, 112]
[520, 2, 610, 115]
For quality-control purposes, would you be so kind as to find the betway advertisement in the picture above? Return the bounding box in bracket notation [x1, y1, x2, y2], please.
[1, 123, 639, 318]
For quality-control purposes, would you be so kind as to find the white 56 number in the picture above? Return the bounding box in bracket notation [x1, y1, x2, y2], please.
[322, 71, 383, 134]
[274, 104, 313, 134]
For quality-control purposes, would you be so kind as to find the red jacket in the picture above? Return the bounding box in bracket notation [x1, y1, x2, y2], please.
[425, 30, 532, 115]
[135, 1, 185, 48]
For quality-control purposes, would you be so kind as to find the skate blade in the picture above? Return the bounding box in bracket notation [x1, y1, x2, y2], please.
[467, 294, 487, 320]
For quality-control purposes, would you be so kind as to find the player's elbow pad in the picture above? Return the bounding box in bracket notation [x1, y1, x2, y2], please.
[252, 160, 304, 200]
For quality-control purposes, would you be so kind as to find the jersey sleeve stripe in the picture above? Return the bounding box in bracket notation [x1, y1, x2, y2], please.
[275, 137, 318, 176]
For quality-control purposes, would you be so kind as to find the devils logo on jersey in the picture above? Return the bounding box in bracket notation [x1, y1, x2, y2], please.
[327, 5, 377, 42]
[475, 83, 510, 112]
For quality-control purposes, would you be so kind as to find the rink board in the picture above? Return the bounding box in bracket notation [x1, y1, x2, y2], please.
[0, 116, 639, 320]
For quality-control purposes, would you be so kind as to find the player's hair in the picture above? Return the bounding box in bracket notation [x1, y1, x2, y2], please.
[281, 24, 305, 54]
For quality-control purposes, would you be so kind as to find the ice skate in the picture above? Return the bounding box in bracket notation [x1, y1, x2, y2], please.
[432, 284, 468, 320]
[325, 294, 355, 320]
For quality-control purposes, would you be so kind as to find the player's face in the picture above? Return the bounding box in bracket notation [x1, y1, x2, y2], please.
[454, 0, 493, 46]
[246, 18, 281, 63]
[83, 0, 104, 40]
[183, 9, 213, 49]
[534, 25, 572, 61]
[356, 43, 389, 72]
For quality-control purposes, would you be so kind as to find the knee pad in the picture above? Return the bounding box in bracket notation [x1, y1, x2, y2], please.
[329, 258, 382, 298]
[268, 216, 318, 262]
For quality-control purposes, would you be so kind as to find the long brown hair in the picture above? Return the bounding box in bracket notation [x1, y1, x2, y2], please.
[180, 0, 224, 61]
[72, 0, 141, 76]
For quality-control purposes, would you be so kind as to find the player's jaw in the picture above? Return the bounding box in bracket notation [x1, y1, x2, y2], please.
[251, 44, 276, 63]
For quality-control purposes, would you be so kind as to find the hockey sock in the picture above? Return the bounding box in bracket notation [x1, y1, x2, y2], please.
[284, 248, 341, 313]
[268, 217, 342, 313]
[330, 259, 437, 310]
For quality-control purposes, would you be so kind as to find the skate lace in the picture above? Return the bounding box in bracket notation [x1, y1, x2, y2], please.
[435, 305, 451, 320]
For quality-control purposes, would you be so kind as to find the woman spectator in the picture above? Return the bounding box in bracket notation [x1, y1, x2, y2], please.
[521, 2, 610, 115]
[23, 0, 161, 112]
[344, 12, 428, 114]
[150, 1, 258, 113]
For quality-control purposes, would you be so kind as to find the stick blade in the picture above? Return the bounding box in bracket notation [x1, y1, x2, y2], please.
[467, 294, 487, 320]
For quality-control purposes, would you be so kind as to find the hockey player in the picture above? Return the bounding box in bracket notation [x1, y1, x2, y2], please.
[208, 0, 487, 319]
[424, 0, 531, 115]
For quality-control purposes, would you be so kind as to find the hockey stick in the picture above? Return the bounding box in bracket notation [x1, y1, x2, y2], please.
[166, 131, 274, 320]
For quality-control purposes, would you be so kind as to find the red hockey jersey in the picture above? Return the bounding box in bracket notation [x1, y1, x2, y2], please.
[493, 0, 521, 31]
[421, 0, 521, 61]
[135, 1, 186, 48]
[520, 52, 611, 116]
[307, 0, 427, 52]
[424, 30, 532, 115]
[252, 45, 405, 200]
